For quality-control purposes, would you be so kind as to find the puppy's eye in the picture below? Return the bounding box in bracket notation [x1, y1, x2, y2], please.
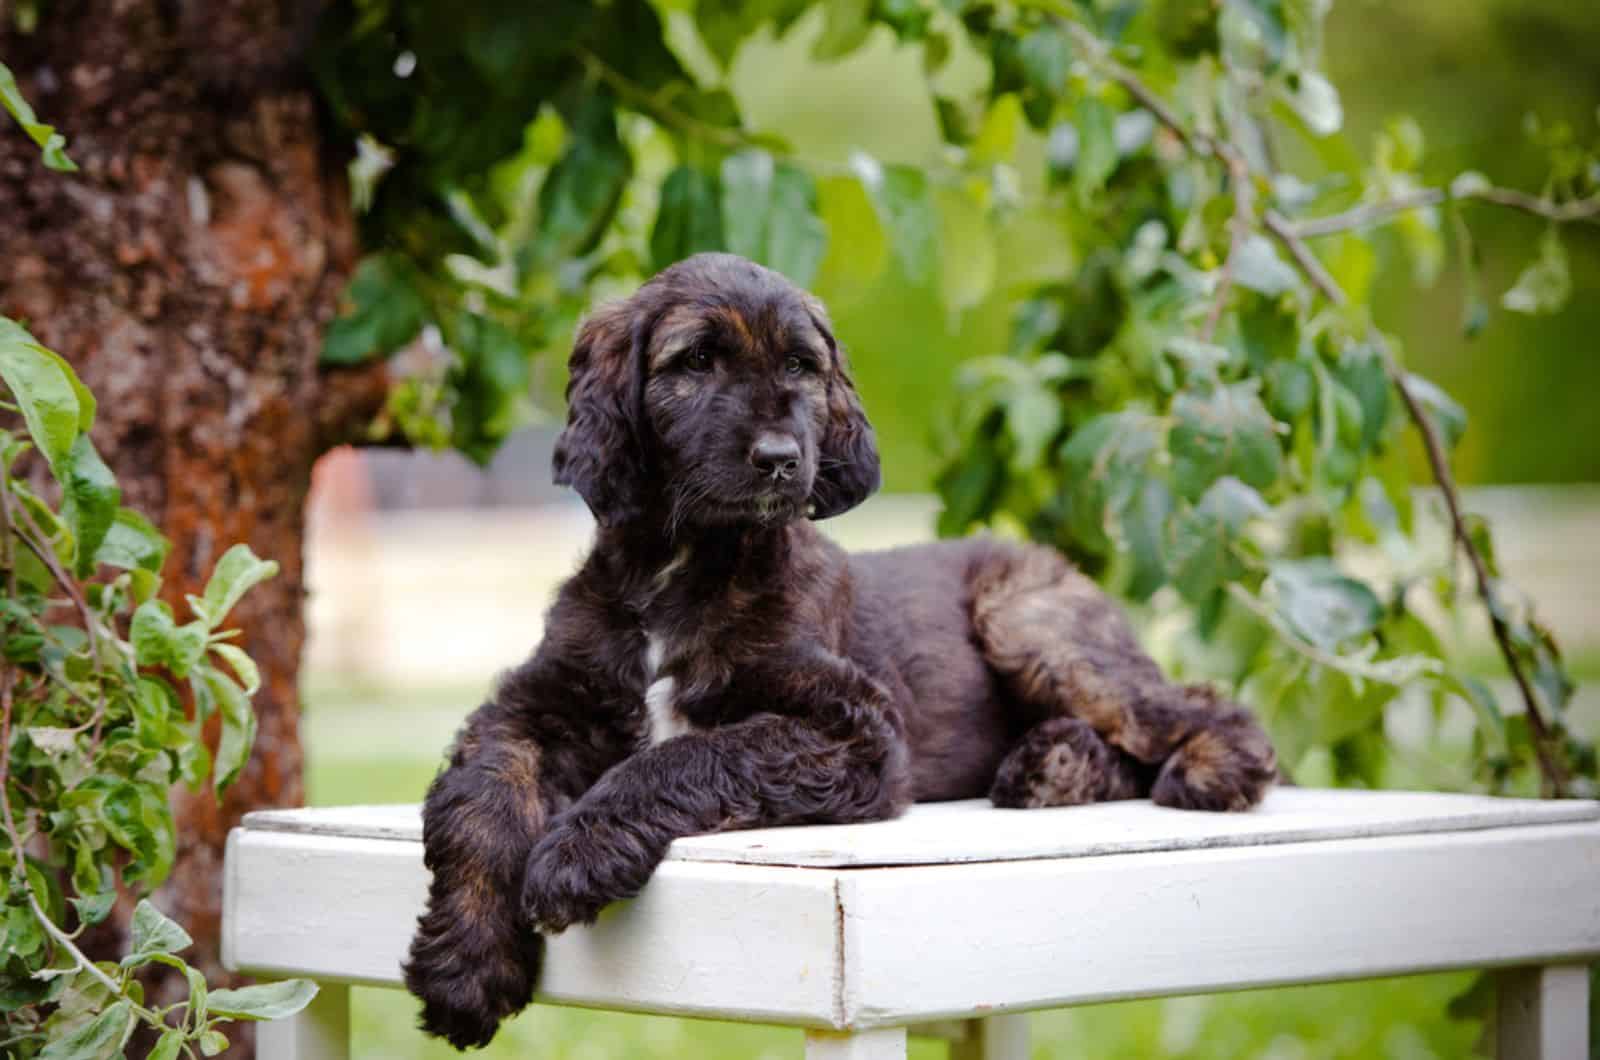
[685, 347, 714, 373]
[785, 355, 809, 376]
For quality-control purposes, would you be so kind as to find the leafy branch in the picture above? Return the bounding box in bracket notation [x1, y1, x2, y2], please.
[1060, 21, 1580, 797]
[1, 261, 314, 1058]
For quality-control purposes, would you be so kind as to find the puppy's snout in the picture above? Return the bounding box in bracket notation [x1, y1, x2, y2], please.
[749, 433, 802, 480]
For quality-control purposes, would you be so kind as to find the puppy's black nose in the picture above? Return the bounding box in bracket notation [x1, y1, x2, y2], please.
[750, 434, 802, 480]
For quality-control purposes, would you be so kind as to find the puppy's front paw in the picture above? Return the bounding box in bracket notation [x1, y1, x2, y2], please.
[405, 917, 538, 1049]
[1151, 711, 1276, 812]
[521, 818, 651, 935]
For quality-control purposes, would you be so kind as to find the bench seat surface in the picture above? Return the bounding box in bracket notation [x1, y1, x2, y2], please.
[239, 787, 1599, 867]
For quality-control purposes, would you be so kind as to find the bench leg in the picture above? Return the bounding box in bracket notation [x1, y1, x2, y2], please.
[255, 980, 350, 1060]
[805, 1027, 908, 1059]
[949, 1013, 1029, 1060]
[1496, 964, 1589, 1060]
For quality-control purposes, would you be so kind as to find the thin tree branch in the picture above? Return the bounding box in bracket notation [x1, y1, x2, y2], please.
[1289, 186, 1600, 239]
[1069, 28, 1575, 794]
[1202, 159, 1254, 343]
[576, 48, 755, 152]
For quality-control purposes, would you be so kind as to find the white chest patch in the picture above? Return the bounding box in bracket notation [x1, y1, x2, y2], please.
[643, 634, 691, 745]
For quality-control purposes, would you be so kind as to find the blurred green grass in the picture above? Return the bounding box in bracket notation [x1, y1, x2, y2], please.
[304, 695, 1488, 1060]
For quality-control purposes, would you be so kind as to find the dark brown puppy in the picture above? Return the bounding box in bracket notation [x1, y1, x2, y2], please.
[403, 253, 1277, 1049]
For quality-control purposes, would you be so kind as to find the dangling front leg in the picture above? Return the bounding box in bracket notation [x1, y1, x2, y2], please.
[522, 656, 910, 934]
[404, 656, 631, 1048]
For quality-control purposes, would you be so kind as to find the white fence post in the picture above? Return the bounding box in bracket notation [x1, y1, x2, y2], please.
[1496, 964, 1589, 1060]
[254, 980, 350, 1060]
[804, 1027, 908, 1060]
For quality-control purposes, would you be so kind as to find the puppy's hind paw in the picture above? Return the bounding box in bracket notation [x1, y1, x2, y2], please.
[1151, 711, 1276, 812]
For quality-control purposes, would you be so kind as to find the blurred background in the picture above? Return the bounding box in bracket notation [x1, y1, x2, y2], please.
[296, 0, 1598, 1056]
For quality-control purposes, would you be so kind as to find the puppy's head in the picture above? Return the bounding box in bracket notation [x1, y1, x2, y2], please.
[553, 253, 880, 529]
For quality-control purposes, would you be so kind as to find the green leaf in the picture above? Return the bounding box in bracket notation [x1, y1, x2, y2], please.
[1268, 558, 1383, 650]
[651, 166, 726, 272]
[131, 601, 208, 678]
[720, 150, 775, 262]
[851, 154, 938, 285]
[1061, 411, 1165, 553]
[1224, 0, 1290, 70]
[185, 960, 210, 1024]
[1123, 478, 1175, 601]
[125, 899, 193, 965]
[1072, 97, 1118, 209]
[7, 901, 43, 958]
[200, 544, 279, 629]
[1285, 70, 1342, 136]
[765, 164, 828, 287]
[207, 978, 320, 1022]
[1018, 24, 1071, 98]
[1170, 382, 1284, 499]
[206, 668, 258, 796]
[1446, 671, 1506, 756]
[1169, 477, 1268, 602]
[1403, 373, 1467, 450]
[720, 152, 828, 287]
[200, 1028, 230, 1056]
[149, 1029, 186, 1060]
[1501, 229, 1571, 315]
[61, 434, 120, 578]
[535, 93, 632, 262]
[1004, 387, 1062, 472]
[94, 507, 170, 575]
[0, 60, 77, 171]
[38, 999, 131, 1060]
[811, 0, 873, 61]
[321, 253, 428, 366]
[1334, 343, 1390, 453]
[0, 320, 82, 470]
[446, 312, 532, 464]
[1231, 235, 1303, 297]
[211, 643, 261, 696]
[69, 892, 116, 928]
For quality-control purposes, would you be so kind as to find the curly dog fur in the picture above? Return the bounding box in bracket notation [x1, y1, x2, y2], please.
[403, 253, 1278, 1048]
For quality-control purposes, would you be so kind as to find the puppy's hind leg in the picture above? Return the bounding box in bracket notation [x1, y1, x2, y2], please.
[969, 542, 1276, 812]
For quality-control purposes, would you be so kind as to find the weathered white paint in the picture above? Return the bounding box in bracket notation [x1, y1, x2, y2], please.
[255, 981, 348, 1060]
[239, 787, 1600, 863]
[804, 1027, 907, 1060]
[1496, 964, 1590, 1060]
[228, 790, 1600, 1060]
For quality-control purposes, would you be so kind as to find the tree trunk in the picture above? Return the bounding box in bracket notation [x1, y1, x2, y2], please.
[0, 2, 381, 1047]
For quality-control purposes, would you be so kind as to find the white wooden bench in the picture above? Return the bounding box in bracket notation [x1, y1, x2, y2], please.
[222, 788, 1600, 1059]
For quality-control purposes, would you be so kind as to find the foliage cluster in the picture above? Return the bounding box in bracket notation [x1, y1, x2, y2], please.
[313, 0, 1597, 797]
[0, 76, 316, 1058]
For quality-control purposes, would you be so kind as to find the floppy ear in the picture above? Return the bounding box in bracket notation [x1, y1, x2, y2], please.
[552, 301, 652, 525]
[806, 306, 881, 520]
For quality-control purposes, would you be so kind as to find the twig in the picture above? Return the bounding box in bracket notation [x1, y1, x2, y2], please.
[1069, 27, 1574, 794]
[576, 48, 755, 152]
[1290, 186, 1600, 239]
[1202, 158, 1253, 343]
